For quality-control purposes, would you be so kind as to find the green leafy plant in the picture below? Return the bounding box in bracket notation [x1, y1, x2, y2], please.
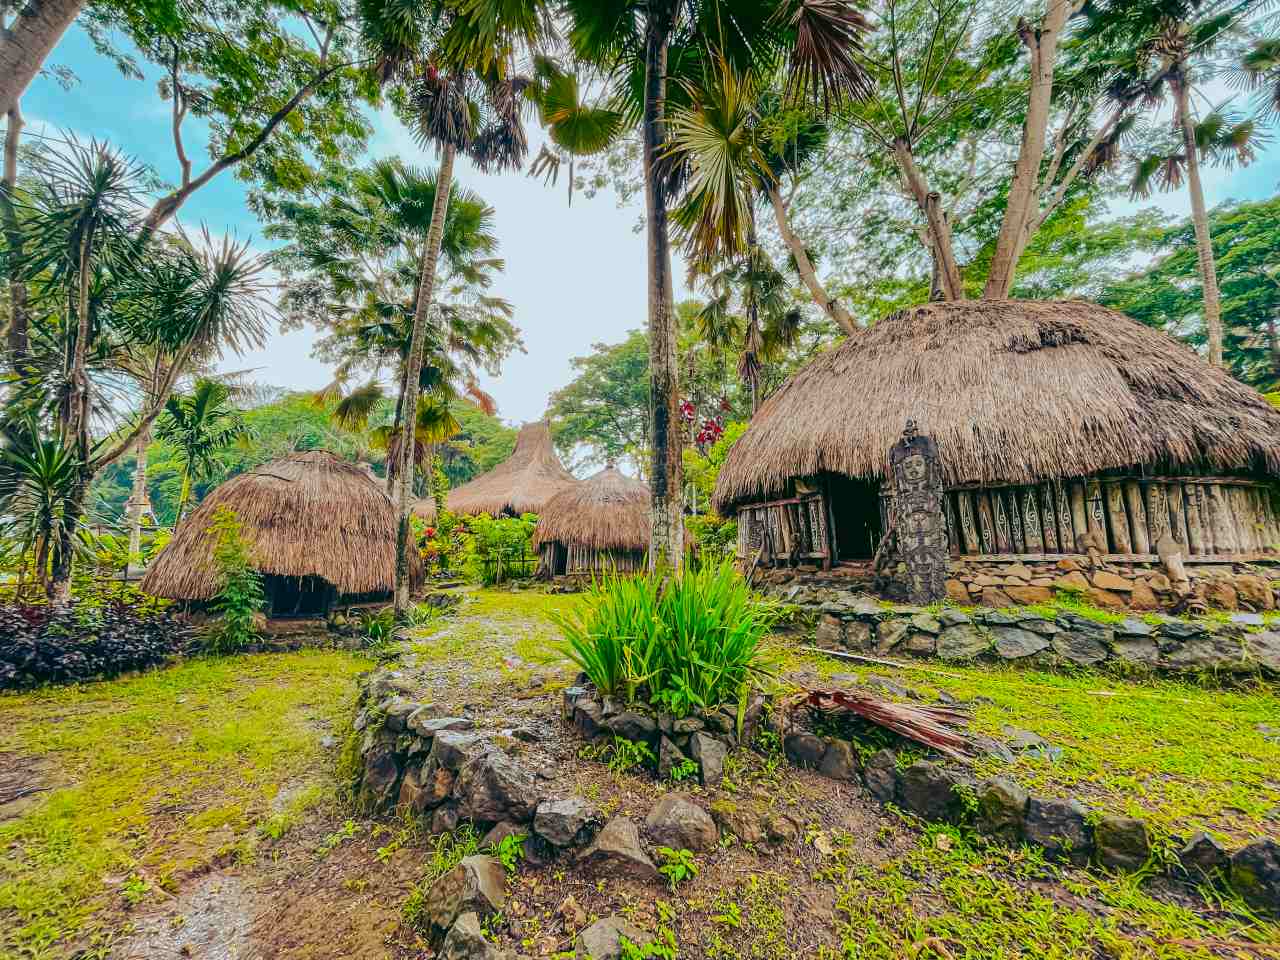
[669, 758, 700, 783]
[466, 513, 537, 585]
[488, 831, 527, 874]
[359, 606, 399, 648]
[606, 736, 656, 775]
[554, 561, 778, 717]
[204, 506, 265, 655]
[655, 846, 699, 893]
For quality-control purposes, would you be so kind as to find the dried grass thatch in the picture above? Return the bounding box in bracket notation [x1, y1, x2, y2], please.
[412, 497, 438, 523]
[532, 465, 650, 551]
[715, 299, 1280, 511]
[447, 421, 578, 516]
[141, 451, 422, 600]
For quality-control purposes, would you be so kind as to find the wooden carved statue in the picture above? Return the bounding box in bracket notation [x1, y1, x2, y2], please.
[888, 420, 948, 604]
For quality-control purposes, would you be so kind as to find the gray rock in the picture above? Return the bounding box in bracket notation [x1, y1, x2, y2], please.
[865, 676, 914, 699]
[815, 615, 845, 645]
[1232, 612, 1266, 627]
[606, 711, 658, 744]
[574, 699, 607, 740]
[818, 739, 859, 781]
[938, 609, 971, 627]
[982, 611, 1022, 626]
[1001, 726, 1047, 751]
[672, 715, 704, 735]
[899, 761, 963, 823]
[1094, 815, 1149, 872]
[1113, 637, 1159, 667]
[431, 731, 488, 772]
[362, 745, 401, 809]
[1024, 797, 1091, 865]
[1116, 618, 1154, 638]
[575, 916, 648, 960]
[481, 820, 525, 849]
[534, 797, 601, 848]
[937, 623, 988, 660]
[1251, 631, 1280, 673]
[1051, 631, 1109, 667]
[432, 804, 460, 835]
[875, 619, 910, 653]
[711, 802, 765, 844]
[1178, 831, 1230, 879]
[976, 777, 1027, 842]
[381, 696, 421, 732]
[784, 732, 826, 769]
[1231, 839, 1280, 914]
[1159, 632, 1251, 673]
[644, 794, 718, 852]
[410, 714, 476, 738]
[561, 686, 590, 723]
[844, 620, 873, 650]
[991, 626, 1050, 659]
[440, 912, 500, 960]
[1160, 620, 1204, 641]
[901, 631, 937, 657]
[455, 751, 542, 824]
[862, 749, 898, 804]
[577, 817, 658, 882]
[689, 732, 728, 787]
[1017, 616, 1059, 636]
[911, 612, 941, 634]
[657, 736, 690, 781]
[766, 813, 801, 845]
[419, 855, 507, 935]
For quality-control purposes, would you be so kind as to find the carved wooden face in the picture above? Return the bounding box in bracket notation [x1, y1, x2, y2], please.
[902, 452, 927, 483]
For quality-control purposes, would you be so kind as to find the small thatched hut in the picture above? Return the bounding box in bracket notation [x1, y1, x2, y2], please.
[533, 465, 650, 576]
[412, 497, 438, 524]
[447, 421, 578, 517]
[141, 451, 422, 616]
[714, 300, 1280, 567]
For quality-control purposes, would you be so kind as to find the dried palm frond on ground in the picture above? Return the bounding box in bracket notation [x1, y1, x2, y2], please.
[788, 687, 975, 762]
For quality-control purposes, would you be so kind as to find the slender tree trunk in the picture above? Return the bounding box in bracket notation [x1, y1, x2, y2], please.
[1268, 316, 1280, 386]
[893, 138, 962, 300]
[983, 0, 1073, 299]
[124, 425, 151, 575]
[48, 470, 86, 603]
[0, 0, 84, 116]
[173, 462, 192, 528]
[766, 184, 857, 334]
[1172, 69, 1224, 368]
[394, 141, 454, 616]
[642, 15, 683, 571]
[3, 101, 28, 364]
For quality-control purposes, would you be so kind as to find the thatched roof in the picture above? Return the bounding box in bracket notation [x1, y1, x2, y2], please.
[412, 497, 438, 523]
[141, 451, 423, 600]
[446, 421, 578, 516]
[714, 299, 1280, 511]
[533, 465, 650, 551]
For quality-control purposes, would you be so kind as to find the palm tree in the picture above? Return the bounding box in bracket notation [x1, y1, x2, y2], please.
[154, 378, 255, 527]
[0, 416, 81, 599]
[357, 0, 542, 615]
[456, 0, 872, 569]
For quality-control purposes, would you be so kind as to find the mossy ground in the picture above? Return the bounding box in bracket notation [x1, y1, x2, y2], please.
[1, 587, 1277, 959]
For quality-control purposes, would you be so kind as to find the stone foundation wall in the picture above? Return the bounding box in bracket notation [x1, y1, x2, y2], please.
[782, 591, 1280, 676]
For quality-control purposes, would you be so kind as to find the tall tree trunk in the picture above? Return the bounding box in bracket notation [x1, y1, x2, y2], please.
[642, 15, 684, 571]
[48, 469, 86, 603]
[893, 138, 962, 300]
[3, 101, 28, 363]
[124, 425, 151, 575]
[394, 141, 454, 616]
[983, 0, 1073, 299]
[0, 0, 84, 116]
[1172, 69, 1224, 368]
[766, 184, 857, 334]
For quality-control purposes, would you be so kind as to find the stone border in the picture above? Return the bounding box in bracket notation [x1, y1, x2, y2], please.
[792, 591, 1280, 677]
[780, 728, 1280, 915]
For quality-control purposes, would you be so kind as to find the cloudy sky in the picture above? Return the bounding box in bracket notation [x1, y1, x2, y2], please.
[19, 23, 1280, 427]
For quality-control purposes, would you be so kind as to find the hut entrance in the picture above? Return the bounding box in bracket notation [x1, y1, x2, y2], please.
[828, 476, 883, 560]
[265, 575, 337, 618]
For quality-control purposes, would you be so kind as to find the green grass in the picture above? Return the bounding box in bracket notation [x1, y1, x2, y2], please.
[785, 641, 1280, 844]
[828, 825, 1280, 959]
[405, 588, 573, 667]
[0, 650, 369, 958]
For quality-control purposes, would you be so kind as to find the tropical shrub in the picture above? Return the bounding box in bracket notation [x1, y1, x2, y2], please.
[0, 600, 191, 689]
[417, 507, 469, 574]
[685, 514, 738, 563]
[204, 506, 265, 655]
[554, 561, 779, 718]
[465, 513, 537, 585]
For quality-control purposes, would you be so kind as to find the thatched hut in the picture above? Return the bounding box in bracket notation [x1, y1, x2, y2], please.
[533, 465, 650, 576]
[412, 497, 438, 524]
[447, 421, 578, 517]
[141, 451, 422, 616]
[714, 300, 1280, 567]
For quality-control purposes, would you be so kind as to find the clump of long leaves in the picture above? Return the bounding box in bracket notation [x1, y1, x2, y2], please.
[205, 506, 265, 655]
[554, 561, 779, 718]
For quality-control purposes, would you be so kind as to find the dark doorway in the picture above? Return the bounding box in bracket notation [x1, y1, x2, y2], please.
[552, 543, 567, 577]
[264, 575, 336, 617]
[827, 476, 884, 560]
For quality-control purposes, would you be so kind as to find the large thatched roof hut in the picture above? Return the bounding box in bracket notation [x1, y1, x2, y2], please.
[141, 451, 422, 616]
[447, 421, 578, 517]
[714, 300, 1280, 567]
[533, 465, 650, 576]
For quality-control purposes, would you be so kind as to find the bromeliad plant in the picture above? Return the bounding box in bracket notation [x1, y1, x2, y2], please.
[554, 561, 779, 719]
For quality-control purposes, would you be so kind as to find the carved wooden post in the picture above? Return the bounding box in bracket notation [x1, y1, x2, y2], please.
[888, 420, 948, 604]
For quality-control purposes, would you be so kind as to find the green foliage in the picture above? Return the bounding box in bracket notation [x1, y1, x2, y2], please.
[683, 420, 748, 509]
[668, 758, 700, 783]
[358, 606, 399, 648]
[466, 513, 537, 585]
[204, 507, 265, 655]
[606, 736, 656, 775]
[655, 846, 699, 893]
[487, 831, 526, 874]
[403, 824, 482, 930]
[554, 561, 779, 717]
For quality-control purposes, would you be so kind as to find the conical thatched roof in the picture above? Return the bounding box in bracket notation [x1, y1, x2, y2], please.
[714, 299, 1280, 512]
[533, 465, 650, 551]
[446, 421, 578, 516]
[141, 451, 423, 600]
[412, 497, 438, 523]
